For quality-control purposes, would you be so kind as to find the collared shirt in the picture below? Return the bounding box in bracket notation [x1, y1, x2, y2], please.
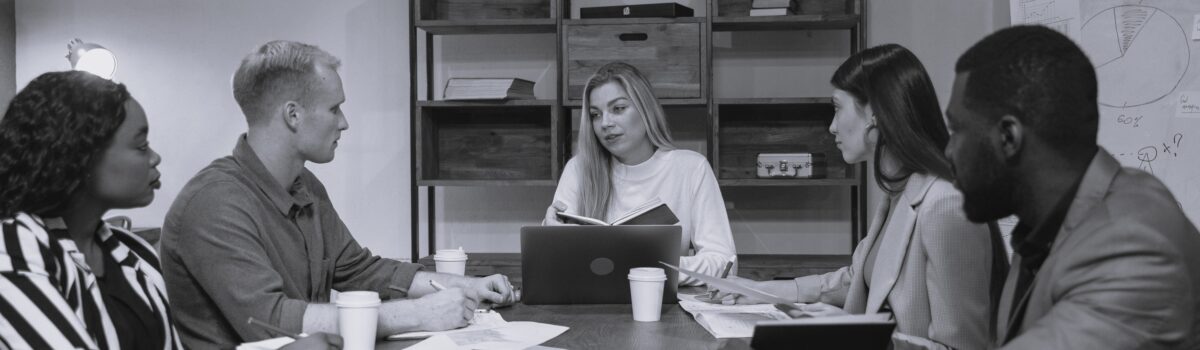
[0, 213, 181, 350]
[161, 135, 422, 349]
[1003, 176, 1083, 343]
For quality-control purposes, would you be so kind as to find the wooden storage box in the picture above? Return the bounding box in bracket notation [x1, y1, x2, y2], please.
[717, 102, 851, 179]
[417, 104, 554, 182]
[565, 22, 703, 100]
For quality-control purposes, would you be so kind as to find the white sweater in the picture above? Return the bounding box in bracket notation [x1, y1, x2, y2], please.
[551, 149, 736, 285]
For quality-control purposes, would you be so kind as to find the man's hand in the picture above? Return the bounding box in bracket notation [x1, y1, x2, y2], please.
[472, 274, 517, 306]
[413, 288, 478, 331]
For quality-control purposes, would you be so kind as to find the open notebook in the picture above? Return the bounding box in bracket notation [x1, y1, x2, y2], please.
[555, 198, 679, 225]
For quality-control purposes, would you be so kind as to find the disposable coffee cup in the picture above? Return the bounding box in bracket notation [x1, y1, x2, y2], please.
[336, 291, 381, 350]
[628, 267, 667, 322]
[434, 249, 468, 275]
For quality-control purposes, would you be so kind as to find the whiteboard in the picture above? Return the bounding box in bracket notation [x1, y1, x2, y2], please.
[1013, 0, 1200, 225]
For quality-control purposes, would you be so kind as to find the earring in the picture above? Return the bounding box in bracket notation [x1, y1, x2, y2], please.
[863, 124, 879, 147]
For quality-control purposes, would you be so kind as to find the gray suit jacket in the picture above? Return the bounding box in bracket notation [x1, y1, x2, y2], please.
[996, 150, 1200, 349]
[795, 173, 996, 349]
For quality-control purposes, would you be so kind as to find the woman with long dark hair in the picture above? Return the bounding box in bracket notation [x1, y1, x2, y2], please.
[716, 44, 1005, 349]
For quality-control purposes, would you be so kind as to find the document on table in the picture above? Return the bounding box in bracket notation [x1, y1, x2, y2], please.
[678, 293, 794, 338]
[402, 322, 569, 350]
[389, 310, 508, 340]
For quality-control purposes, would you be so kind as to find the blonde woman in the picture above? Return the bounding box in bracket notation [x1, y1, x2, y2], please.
[543, 62, 735, 286]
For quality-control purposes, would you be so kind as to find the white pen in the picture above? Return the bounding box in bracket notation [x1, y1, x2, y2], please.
[430, 280, 449, 291]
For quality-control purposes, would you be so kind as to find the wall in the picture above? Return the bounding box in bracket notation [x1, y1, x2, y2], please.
[14, 0, 412, 259]
[0, 0, 13, 105]
[429, 0, 1013, 256]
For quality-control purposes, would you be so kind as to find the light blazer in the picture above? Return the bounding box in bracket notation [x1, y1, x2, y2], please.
[794, 173, 996, 349]
[996, 150, 1200, 349]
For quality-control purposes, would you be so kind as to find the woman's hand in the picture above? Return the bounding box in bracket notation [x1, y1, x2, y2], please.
[542, 201, 572, 226]
[782, 302, 849, 318]
[709, 276, 771, 305]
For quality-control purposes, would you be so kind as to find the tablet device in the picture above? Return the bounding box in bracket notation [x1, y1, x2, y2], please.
[750, 314, 896, 349]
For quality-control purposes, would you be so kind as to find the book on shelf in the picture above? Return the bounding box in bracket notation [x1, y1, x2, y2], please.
[556, 198, 679, 226]
[443, 78, 535, 101]
[751, 0, 796, 9]
[749, 7, 796, 16]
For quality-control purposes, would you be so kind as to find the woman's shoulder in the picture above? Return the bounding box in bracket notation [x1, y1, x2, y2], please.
[660, 149, 710, 167]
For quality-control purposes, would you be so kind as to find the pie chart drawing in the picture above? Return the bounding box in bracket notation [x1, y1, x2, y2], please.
[1080, 5, 1190, 108]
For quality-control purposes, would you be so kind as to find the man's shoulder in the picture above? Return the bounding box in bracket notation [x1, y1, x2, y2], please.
[167, 156, 256, 219]
[1059, 166, 1199, 260]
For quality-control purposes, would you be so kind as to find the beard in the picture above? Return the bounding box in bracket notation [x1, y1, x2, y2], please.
[954, 145, 1018, 223]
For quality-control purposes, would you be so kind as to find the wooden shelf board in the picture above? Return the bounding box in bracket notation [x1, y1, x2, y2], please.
[712, 14, 860, 31]
[562, 98, 707, 107]
[416, 18, 557, 35]
[718, 178, 858, 187]
[417, 179, 557, 187]
[419, 99, 556, 108]
[563, 17, 705, 26]
[715, 97, 833, 105]
[416, 253, 852, 284]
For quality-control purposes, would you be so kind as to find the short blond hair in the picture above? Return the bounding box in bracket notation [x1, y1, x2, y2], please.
[232, 40, 341, 123]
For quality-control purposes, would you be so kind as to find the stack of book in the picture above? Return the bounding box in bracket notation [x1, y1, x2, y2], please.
[443, 78, 536, 101]
[749, 0, 797, 16]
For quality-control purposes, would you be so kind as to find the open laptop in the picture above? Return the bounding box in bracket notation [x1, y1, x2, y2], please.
[520, 225, 681, 305]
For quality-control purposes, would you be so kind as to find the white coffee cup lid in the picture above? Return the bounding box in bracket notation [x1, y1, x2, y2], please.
[336, 291, 381, 308]
[628, 267, 667, 281]
[434, 249, 468, 260]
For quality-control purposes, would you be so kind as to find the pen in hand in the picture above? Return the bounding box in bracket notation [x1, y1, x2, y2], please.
[709, 256, 737, 300]
[429, 280, 449, 292]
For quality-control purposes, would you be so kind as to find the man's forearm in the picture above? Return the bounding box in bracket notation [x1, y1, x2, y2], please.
[407, 271, 475, 297]
[303, 300, 425, 337]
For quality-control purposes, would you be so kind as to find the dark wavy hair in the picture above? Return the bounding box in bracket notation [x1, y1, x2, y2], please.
[831, 44, 953, 194]
[0, 71, 131, 218]
[955, 25, 1098, 154]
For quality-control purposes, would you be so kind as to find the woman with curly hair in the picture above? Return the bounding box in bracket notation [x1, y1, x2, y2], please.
[0, 71, 342, 350]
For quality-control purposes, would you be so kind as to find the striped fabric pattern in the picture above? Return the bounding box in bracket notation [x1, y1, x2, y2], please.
[0, 212, 182, 350]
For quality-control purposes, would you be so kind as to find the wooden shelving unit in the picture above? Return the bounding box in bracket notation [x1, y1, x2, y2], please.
[410, 0, 868, 280]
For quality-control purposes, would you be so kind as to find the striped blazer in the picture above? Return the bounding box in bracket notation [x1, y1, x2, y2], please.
[0, 212, 182, 350]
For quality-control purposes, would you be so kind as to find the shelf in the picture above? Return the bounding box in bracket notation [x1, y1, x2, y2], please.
[562, 17, 705, 26]
[419, 99, 556, 108]
[562, 98, 707, 107]
[718, 178, 858, 187]
[716, 97, 833, 105]
[417, 106, 557, 182]
[712, 14, 860, 31]
[416, 253, 852, 284]
[416, 18, 557, 35]
[417, 179, 557, 187]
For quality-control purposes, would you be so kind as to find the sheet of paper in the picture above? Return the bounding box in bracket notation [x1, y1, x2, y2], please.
[389, 310, 508, 340]
[695, 311, 790, 338]
[1178, 91, 1200, 119]
[442, 322, 569, 350]
[660, 262, 793, 304]
[406, 334, 462, 350]
[235, 337, 294, 350]
[677, 293, 794, 338]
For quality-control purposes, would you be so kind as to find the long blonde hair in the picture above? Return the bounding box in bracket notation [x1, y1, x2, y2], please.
[575, 62, 676, 219]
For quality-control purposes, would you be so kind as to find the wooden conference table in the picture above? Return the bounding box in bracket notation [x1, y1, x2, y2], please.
[376, 293, 753, 350]
[375, 253, 848, 349]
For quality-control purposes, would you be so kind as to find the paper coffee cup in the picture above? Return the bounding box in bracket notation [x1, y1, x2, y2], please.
[434, 249, 468, 276]
[628, 267, 667, 322]
[336, 291, 381, 350]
